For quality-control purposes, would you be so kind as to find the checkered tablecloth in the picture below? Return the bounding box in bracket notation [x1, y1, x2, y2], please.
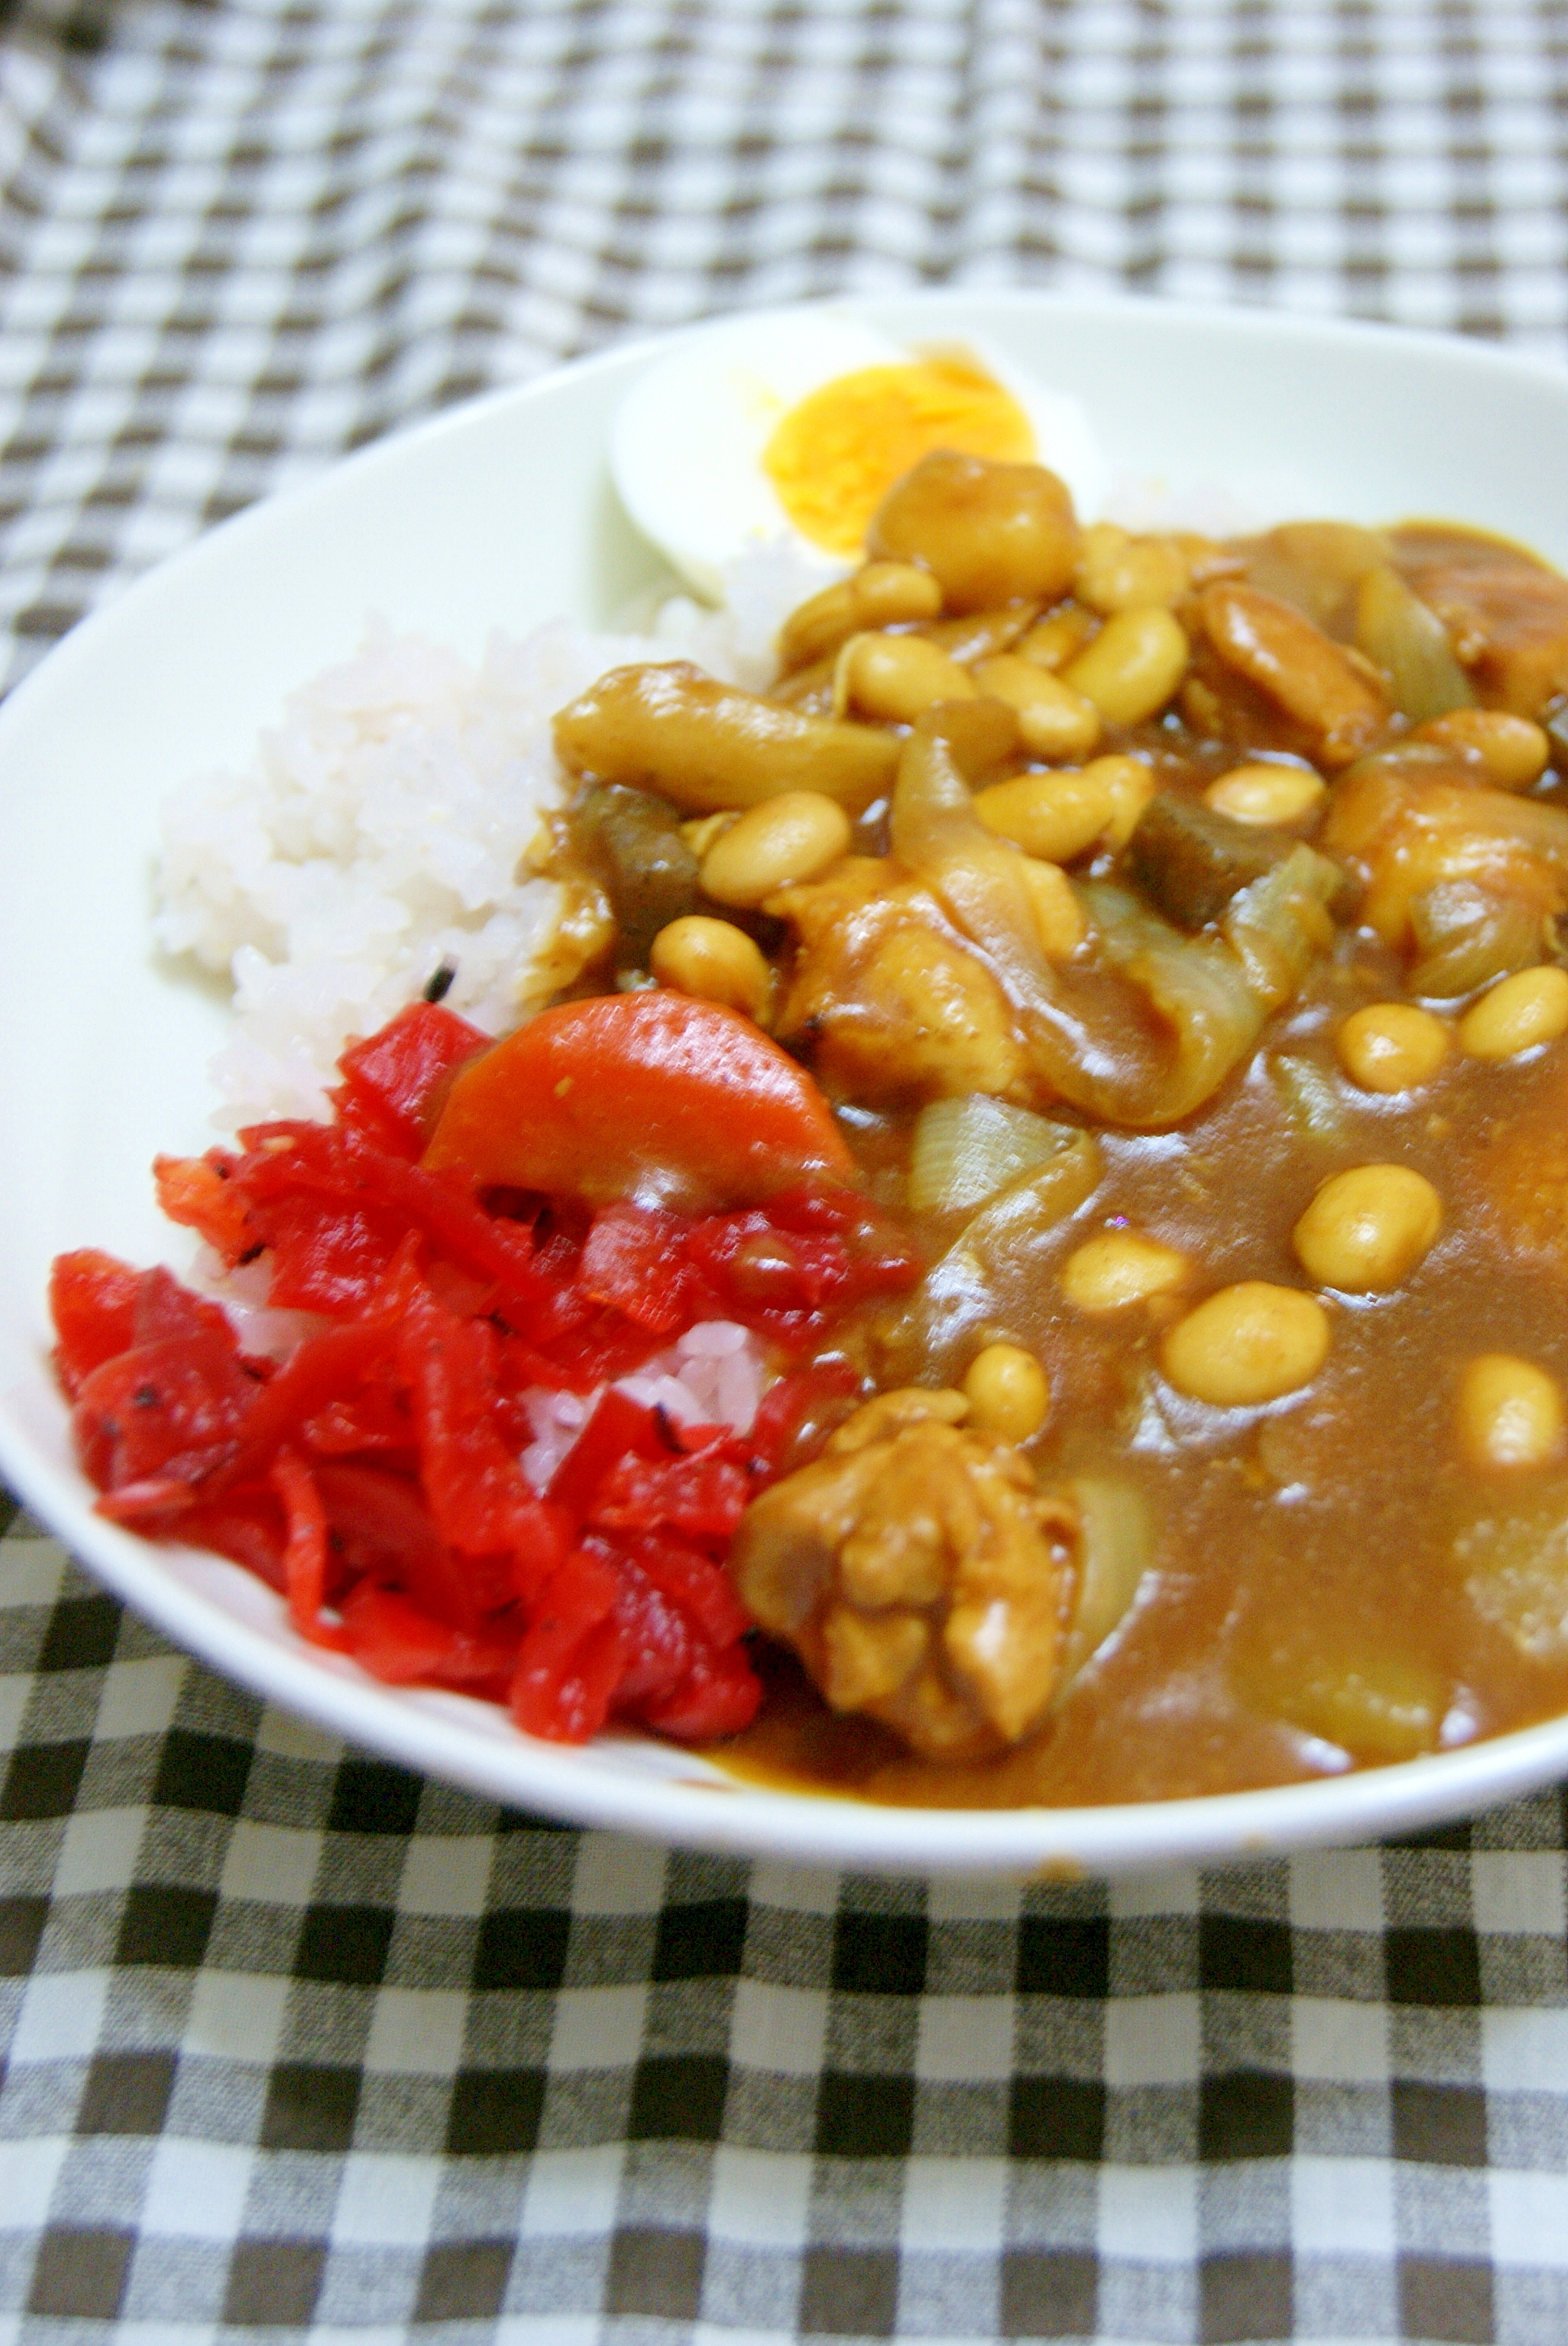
[5, 3, 1568, 2339]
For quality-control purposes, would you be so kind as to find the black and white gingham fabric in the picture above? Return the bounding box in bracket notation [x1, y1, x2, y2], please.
[6, 0, 1568, 696]
[6, 1521, 1568, 2342]
[5, 2, 1568, 2338]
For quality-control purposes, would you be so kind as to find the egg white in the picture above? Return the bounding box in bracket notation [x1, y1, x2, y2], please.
[611, 309, 1106, 603]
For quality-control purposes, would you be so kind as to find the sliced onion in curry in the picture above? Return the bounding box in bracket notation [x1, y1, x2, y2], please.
[1353, 561, 1476, 723]
[890, 715, 1341, 1128]
[906, 1093, 1084, 1218]
[1053, 1477, 1152, 1702]
[1407, 881, 1546, 1000]
[878, 1127, 1104, 1379]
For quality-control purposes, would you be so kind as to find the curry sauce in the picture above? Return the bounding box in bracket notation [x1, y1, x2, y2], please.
[552, 476, 1568, 1804]
[720, 1012, 1568, 1806]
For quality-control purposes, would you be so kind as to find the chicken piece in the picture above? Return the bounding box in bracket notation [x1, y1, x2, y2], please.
[1391, 527, 1568, 719]
[1199, 580, 1390, 768]
[731, 1388, 1080, 1761]
[1323, 758, 1568, 990]
[769, 855, 1038, 1107]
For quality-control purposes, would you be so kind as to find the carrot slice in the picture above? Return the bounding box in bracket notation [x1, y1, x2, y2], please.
[421, 990, 854, 1210]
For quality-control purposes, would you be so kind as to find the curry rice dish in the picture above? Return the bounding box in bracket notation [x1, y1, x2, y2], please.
[65, 446, 1568, 1810]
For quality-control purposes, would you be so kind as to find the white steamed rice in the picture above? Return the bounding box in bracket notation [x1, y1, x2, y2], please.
[519, 1320, 767, 1490]
[154, 544, 828, 1131]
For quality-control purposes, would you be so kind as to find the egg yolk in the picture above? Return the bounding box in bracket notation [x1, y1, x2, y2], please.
[763, 359, 1037, 557]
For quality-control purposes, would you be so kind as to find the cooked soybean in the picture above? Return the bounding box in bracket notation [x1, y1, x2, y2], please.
[1162, 1282, 1331, 1407]
[701, 791, 851, 907]
[837, 630, 977, 723]
[1062, 607, 1191, 727]
[1459, 966, 1568, 1060]
[650, 915, 773, 1022]
[963, 1343, 1051, 1442]
[1412, 708, 1550, 791]
[1074, 523, 1190, 616]
[1456, 1354, 1566, 1470]
[1336, 1003, 1451, 1093]
[973, 767, 1120, 864]
[1062, 1229, 1190, 1314]
[1291, 1164, 1443, 1293]
[970, 654, 1102, 761]
[1204, 762, 1327, 827]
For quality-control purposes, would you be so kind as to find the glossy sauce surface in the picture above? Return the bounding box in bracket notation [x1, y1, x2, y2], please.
[560, 510, 1568, 1805]
[721, 1005, 1568, 1805]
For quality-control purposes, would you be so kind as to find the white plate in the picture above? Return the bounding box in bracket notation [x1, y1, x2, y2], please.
[6, 290, 1568, 1877]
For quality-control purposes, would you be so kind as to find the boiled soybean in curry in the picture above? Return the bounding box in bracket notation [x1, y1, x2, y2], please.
[550, 450, 1568, 1806]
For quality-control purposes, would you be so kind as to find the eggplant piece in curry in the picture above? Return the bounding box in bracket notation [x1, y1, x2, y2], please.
[549, 449, 1568, 1806]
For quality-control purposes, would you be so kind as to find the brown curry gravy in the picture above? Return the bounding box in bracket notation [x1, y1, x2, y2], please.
[568, 519, 1568, 1806]
[718, 1006, 1568, 1806]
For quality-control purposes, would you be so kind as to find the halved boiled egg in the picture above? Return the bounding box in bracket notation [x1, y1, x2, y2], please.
[611, 310, 1105, 601]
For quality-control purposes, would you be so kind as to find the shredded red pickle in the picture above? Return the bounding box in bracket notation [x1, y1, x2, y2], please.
[49, 1000, 917, 1746]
